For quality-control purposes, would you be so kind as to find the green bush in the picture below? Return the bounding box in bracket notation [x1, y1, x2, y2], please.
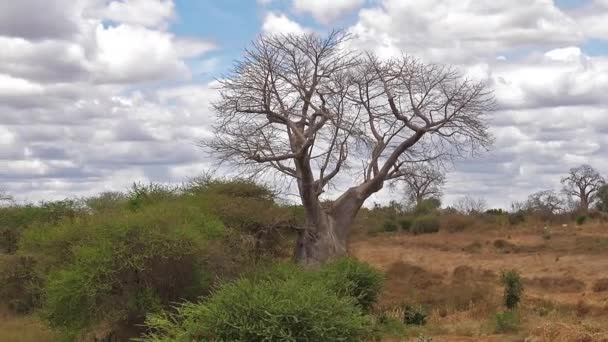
[493, 311, 519, 333]
[140, 271, 372, 341]
[382, 221, 398, 232]
[411, 215, 440, 235]
[576, 214, 587, 226]
[403, 305, 427, 325]
[413, 198, 441, 216]
[0, 254, 42, 314]
[21, 199, 232, 337]
[501, 270, 523, 310]
[321, 258, 384, 311]
[398, 218, 412, 231]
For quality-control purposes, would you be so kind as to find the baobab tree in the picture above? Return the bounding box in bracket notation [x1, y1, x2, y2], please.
[400, 165, 445, 206]
[561, 164, 605, 212]
[205, 31, 494, 264]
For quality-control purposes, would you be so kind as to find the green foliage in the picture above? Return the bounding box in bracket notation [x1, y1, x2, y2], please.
[127, 183, 178, 210]
[0, 201, 84, 254]
[597, 184, 608, 212]
[413, 198, 441, 216]
[501, 270, 523, 310]
[576, 214, 587, 226]
[403, 305, 427, 325]
[398, 218, 412, 231]
[140, 264, 373, 342]
[0, 254, 42, 314]
[20, 198, 230, 336]
[186, 177, 300, 258]
[383, 220, 398, 232]
[410, 215, 440, 235]
[492, 311, 519, 333]
[321, 258, 384, 312]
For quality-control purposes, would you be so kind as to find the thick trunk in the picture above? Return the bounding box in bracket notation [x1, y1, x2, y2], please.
[294, 183, 379, 265]
[294, 213, 349, 265]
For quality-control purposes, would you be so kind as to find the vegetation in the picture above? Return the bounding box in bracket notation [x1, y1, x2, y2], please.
[501, 270, 523, 310]
[140, 262, 375, 342]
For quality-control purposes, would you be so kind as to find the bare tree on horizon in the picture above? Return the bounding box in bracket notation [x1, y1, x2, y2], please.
[400, 164, 446, 206]
[204, 30, 495, 264]
[561, 164, 605, 212]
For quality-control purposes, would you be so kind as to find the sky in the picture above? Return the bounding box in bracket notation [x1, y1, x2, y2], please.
[1, 0, 608, 208]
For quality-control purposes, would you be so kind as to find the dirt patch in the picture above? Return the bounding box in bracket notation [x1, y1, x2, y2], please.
[492, 239, 545, 254]
[592, 278, 608, 292]
[524, 276, 585, 293]
[527, 322, 608, 342]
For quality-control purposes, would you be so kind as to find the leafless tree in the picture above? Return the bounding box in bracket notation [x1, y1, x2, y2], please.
[204, 31, 495, 264]
[525, 190, 565, 216]
[400, 164, 445, 206]
[454, 195, 487, 215]
[561, 164, 605, 212]
[0, 190, 12, 205]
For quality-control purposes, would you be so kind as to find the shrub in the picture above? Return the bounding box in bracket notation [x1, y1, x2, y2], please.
[140, 271, 371, 341]
[0, 254, 42, 314]
[508, 211, 526, 225]
[493, 311, 519, 333]
[440, 213, 475, 233]
[403, 305, 427, 325]
[398, 218, 412, 231]
[576, 214, 587, 226]
[411, 215, 440, 235]
[382, 221, 398, 232]
[413, 198, 441, 216]
[501, 270, 523, 310]
[21, 199, 232, 337]
[321, 258, 384, 312]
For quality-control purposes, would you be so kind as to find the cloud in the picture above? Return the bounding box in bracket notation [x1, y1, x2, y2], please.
[0, 0, 81, 40]
[99, 0, 175, 28]
[293, 0, 364, 24]
[349, 0, 584, 62]
[0, 0, 217, 202]
[262, 12, 309, 35]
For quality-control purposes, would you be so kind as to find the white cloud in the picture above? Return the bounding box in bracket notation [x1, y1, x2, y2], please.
[349, 0, 584, 62]
[293, 0, 364, 24]
[100, 0, 175, 28]
[262, 12, 308, 35]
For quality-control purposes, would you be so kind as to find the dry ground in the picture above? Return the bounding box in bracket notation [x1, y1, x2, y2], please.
[352, 223, 608, 341]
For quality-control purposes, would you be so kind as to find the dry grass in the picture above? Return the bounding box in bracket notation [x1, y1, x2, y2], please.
[0, 309, 55, 342]
[351, 223, 608, 341]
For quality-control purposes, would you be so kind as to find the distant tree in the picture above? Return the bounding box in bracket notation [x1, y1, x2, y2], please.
[596, 184, 608, 213]
[525, 190, 565, 217]
[561, 164, 605, 212]
[0, 190, 13, 206]
[454, 195, 487, 215]
[400, 165, 445, 206]
[205, 31, 495, 264]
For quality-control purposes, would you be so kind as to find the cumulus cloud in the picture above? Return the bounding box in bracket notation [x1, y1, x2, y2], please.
[349, 0, 584, 62]
[0, 0, 217, 201]
[262, 12, 309, 35]
[293, 0, 365, 24]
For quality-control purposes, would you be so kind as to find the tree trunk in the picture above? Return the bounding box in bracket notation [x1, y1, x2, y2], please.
[294, 214, 348, 265]
[293, 185, 375, 265]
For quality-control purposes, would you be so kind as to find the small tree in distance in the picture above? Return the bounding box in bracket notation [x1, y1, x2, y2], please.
[400, 164, 445, 207]
[454, 195, 487, 215]
[205, 31, 495, 264]
[561, 164, 605, 212]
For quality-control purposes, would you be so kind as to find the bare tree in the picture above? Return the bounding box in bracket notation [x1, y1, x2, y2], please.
[400, 165, 445, 206]
[454, 195, 487, 215]
[205, 31, 494, 264]
[525, 190, 565, 217]
[561, 164, 605, 212]
[0, 190, 12, 205]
